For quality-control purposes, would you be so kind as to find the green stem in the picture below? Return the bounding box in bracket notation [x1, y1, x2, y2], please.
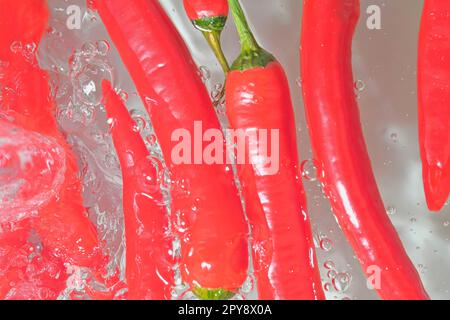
[202, 30, 230, 74]
[193, 287, 236, 300]
[228, 0, 260, 52]
[228, 0, 275, 70]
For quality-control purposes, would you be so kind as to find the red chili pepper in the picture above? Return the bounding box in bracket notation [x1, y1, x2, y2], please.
[183, 0, 228, 21]
[183, 0, 230, 73]
[1, 0, 104, 276]
[93, 0, 248, 299]
[418, 0, 450, 212]
[0, 227, 68, 300]
[300, 0, 429, 299]
[225, 0, 324, 300]
[102, 80, 173, 299]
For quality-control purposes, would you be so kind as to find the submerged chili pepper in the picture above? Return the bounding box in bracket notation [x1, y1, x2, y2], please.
[0, 120, 66, 222]
[0, 226, 68, 300]
[0, 0, 105, 297]
[225, 0, 324, 300]
[102, 80, 173, 299]
[94, 0, 248, 299]
[183, 0, 230, 73]
[300, 0, 429, 299]
[418, 0, 450, 212]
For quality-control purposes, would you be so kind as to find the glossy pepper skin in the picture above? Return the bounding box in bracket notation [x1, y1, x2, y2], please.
[93, 0, 248, 296]
[418, 0, 450, 212]
[0, 0, 105, 297]
[183, 0, 230, 73]
[225, 0, 324, 300]
[183, 0, 228, 21]
[102, 80, 173, 300]
[300, 0, 429, 299]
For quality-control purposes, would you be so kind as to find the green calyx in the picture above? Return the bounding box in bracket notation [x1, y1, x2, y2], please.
[193, 16, 230, 73]
[192, 16, 227, 33]
[231, 48, 275, 71]
[228, 0, 276, 70]
[192, 287, 236, 300]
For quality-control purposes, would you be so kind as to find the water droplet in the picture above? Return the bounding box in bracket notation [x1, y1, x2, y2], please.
[301, 159, 319, 181]
[324, 260, 335, 270]
[320, 238, 334, 252]
[390, 132, 398, 143]
[96, 40, 110, 55]
[240, 275, 255, 294]
[386, 206, 397, 215]
[198, 66, 210, 82]
[10, 41, 22, 53]
[323, 282, 333, 292]
[332, 272, 351, 292]
[354, 80, 365, 92]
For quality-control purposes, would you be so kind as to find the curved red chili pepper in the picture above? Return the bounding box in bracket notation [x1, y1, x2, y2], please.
[225, 0, 324, 300]
[93, 0, 248, 298]
[300, 0, 429, 299]
[1, 0, 105, 287]
[183, 0, 230, 73]
[418, 0, 450, 212]
[102, 80, 173, 299]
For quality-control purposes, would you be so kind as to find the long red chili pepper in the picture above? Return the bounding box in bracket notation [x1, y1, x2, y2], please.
[225, 0, 324, 300]
[93, 0, 248, 299]
[0, 0, 105, 291]
[183, 0, 230, 73]
[300, 0, 429, 299]
[418, 0, 450, 212]
[102, 80, 173, 299]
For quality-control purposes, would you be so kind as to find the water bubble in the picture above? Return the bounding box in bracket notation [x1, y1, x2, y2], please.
[119, 90, 129, 102]
[323, 282, 333, 292]
[324, 260, 335, 270]
[240, 275, 255, 294]
[198, 66, 211, 83]
[301, 159, 319, 181]
[354, 80, 365, 92]
[443, 221, 449, 227]
[390, 132, 398, 143]
[10, 41, 22, 54]
[96, 40, 110, 55]
[146, 134, 157, 146]
[386, 206, 397, 215]
[327, 270, 337, 279]
[332, 272, 351, 292]
[319, 238, 334, 252]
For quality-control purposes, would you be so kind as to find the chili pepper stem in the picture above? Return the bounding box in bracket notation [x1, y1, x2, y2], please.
[228, 0, 275, 70]
[201, 30, 230, 73]
[193, 287, 235, 300]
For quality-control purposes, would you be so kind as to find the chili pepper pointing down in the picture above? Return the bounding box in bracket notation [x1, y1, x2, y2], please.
[225, 0, 324, 300]
[0, 0, 107, 298]
[418, 0, 450, 212]
[300, 0, 429, 299]
[183, 0, 230, 73]
[102, 80, 174, 299]
[93, 0, 248, 299]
